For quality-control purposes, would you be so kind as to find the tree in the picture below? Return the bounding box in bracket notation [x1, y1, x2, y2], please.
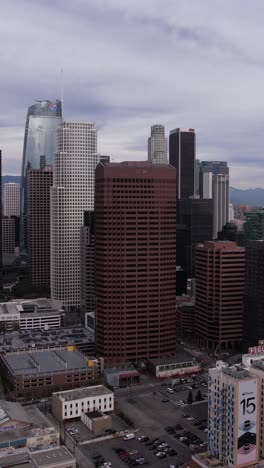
[187, 390, 193, 405]
[195, 390, 203, 402]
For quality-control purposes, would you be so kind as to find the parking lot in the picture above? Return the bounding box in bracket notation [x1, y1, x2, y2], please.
[82, 434, 182, 467]
[79, 378, 209, 467]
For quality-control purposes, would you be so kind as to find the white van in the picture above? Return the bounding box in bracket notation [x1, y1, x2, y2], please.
[123, 433, 135, 440]
[167, 387, 174, 394]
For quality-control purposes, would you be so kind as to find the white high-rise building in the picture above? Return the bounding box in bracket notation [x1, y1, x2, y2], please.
[208, 361, 260, 467]
[51, 121, 99, 309]
[202, 171, 213, 199]
[3, 183, 20, 217]
[212, 174, 229, 238]
[148, 124, 168, 164]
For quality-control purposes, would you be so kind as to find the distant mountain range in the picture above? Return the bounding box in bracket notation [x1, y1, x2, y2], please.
[1, 176, 264, 207]
[230, 187, 264, 206]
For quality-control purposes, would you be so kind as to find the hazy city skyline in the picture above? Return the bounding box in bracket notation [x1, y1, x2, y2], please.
[1, 0, 264, 188]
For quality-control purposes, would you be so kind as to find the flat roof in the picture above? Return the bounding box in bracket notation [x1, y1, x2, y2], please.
[0, 405, 58, 445]
[86, 410, 102, 418]
[223, 366, 252, 380]
[0, 399, 32, 426]
[54, 385, 112, 401]
[0, 327, 94, 354]
[0, 447, 75, 468]
[4, 348, 94, 376]
[31, 447, 75, 466]
[148, 353, 195, 366]
[0, 452, 36, 467]
[252, 359, 264, 372]
[11, 297, 63, 311]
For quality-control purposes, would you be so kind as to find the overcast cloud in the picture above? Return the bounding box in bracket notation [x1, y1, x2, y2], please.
[1, 0, 264, 187]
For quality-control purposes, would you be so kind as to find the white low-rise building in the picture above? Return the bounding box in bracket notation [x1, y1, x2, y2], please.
[52, 385, 114, 422]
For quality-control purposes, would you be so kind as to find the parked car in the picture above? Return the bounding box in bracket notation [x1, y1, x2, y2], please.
[124, 433, 135, 441]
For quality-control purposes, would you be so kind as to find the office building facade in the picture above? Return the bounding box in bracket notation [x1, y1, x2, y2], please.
[3, 183, 20, 217]
[169, 128, 195, 198]
[20, 100, 62, 252]
[80, 211, 95, 314]
[208, 361, 260, 467]
[0, 151, 2, 289]
[244, 241, 264, 347]
[177, 198, 213, 276]
[148, 124, 168, 164]
[212, 174, 229, 238]
[28, 167, 53, 287]
[95, 161, 176, 364]
[51, 121, 99, 309]
[199, 160, 229, 198]
[244, 210, 264, 245]
[195, 241, 245, 351]
[2, 217, 15, 254]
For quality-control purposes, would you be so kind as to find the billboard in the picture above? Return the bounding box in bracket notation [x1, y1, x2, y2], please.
[236, 378, 259, 467]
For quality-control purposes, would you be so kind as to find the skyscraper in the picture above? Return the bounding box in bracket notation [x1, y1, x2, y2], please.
[148, 125, 167, 164]
[208, 361, 260, 467]
[169, 128, 195, 199]
[244, 210, 264, 245]
[20, 100, 62, 252]
[28, 166, 53, 288]
[95, 161, 176, 365]
[3, 183, 20, 217]
[244, 241, 264, 347]
[2, 217, 15, 254]
[51, 121, 99, 309]
[199, 160, 229, 198]
[80, 211, 95, 316]
[0, 151, 2, 290]
[212, 174, 229, 238]
[195, 241, 245, 351]
[177, 198, 213, 276]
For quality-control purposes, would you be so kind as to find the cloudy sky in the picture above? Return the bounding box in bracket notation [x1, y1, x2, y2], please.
[1, 0, 264, 188]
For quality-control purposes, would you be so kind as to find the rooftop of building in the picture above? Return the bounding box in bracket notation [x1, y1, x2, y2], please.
[31, 447, 75, 467]
[197, 240, 245, 251]
[252, 359, 264, 371]
[192, 452, 226, 468]
[0, 452, 36, 468]
[53, 385, 112, 401]
[223, 366, 252, 380]
[0, 403, 58, 445]
[86, 410, 102, 418]
[100, 160, 174, 170]
[0, 447, 75, 468]
[0, 399, 32, 426]
[10, 297, 64, 312]
[0, 327, 94, 354]
[148, 353, 195, 366]
[3, 348, 96, 376]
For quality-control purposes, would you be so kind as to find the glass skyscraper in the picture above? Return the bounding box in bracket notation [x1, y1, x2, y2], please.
[20, 100, 62, 252]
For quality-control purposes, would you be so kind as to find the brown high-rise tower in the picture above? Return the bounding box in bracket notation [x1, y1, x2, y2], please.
[195, 241, 245, 351]
[28, 166, 53, 288]
[95, 161, 177, 365]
